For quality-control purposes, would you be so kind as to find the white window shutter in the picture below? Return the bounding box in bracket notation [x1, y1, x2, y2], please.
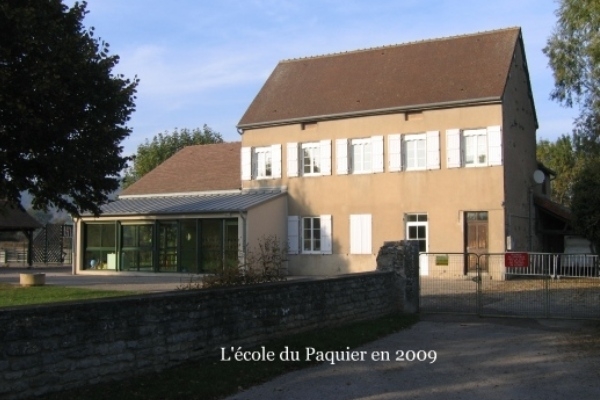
[287, 142, 298, 177]
[271, 144, 282, 178]
[336, 139, 348, 175]
[372, 136, 384, 173]
[487, 126, 502, 166]
[320, 215, 332, 254]
[350, 214, 372, 255]
[426, 131, 440, 170]
[320, 140, 331, 176]
[287, 216, 299, 255]
[241, 147, 252, 180]
[388, 134, 402, 172]
[446, 129, 462, 168]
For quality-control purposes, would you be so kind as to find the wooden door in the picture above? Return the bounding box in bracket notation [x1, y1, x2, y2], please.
[465, 212, 488, 273]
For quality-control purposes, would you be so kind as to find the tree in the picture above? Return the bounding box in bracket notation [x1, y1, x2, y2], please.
[0, 1, 138, 216]
[571, 158, 600, 253]
[543, 0, 600, 153]
[122, 125, 223, 188]
[536, 135, 583, 206]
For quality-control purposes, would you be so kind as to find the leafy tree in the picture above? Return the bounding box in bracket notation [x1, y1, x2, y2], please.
[536, 135, 583, 206]
[0, 1, 138, 216]
[543, 0, 600, 153]
[571, 158, 600, 253]
[123, 125, 223, 188]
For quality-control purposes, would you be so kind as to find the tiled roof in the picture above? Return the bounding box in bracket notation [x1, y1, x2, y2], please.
[534, 195, 572, 223]
[0, 201, 42, 231]
[238, 28, 522, 129]
[87, 190, 285, 217]
[121, 142, 241, 196]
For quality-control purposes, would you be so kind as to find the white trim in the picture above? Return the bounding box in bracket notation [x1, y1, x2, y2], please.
[404, 133, 427, 171]
[287, 216, 299, 255]
[320, 214, 332, 254]
[487, 125, 502, 166]
[446, 129, 462, 168]
[372, 135, 384, 173]
[271, 144, 282, 178]
[287, 142, 299, 177]
[350, 214, 372, 255]
[301, 142, 321, 176]
[336, 138, 349, 175]
[320, 140, 332, 176]
[388, 134, 402, 172]
[426, 130, 440, 170]
[241, 147, 252, 181]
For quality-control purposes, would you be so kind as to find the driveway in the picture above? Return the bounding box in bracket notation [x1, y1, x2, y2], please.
[226, 315, 600, 400]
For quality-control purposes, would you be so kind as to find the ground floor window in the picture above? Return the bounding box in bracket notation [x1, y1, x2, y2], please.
[406, 214, 428, 252]
[82, 218, 238, 273]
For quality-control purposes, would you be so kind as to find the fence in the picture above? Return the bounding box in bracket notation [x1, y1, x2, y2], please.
[507, 253, 599, 278]
[420, 252, 600, 319]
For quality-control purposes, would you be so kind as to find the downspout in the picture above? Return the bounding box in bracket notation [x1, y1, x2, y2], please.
[239, 212, 247, 268]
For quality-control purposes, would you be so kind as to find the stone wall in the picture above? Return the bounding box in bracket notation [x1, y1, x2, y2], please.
[0, 271, 404, 400]
[376, 240, 420, 313]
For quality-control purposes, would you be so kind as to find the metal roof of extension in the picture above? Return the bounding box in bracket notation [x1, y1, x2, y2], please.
[86, 190, 285, 217]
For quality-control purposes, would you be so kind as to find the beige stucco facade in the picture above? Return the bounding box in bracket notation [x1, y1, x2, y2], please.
[240, 39, 539, 278]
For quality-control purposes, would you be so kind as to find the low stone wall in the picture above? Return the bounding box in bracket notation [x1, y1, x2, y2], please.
[0, 271, 403, 400]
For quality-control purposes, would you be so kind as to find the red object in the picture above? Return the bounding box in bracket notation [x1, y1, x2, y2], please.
[505, 253, 529, 268]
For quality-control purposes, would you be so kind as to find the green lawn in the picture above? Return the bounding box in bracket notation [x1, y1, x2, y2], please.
[38, 313, 419, 400]
[0, 283, 140, 307]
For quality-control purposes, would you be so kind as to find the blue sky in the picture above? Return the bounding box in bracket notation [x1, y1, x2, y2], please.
[76, 0, 574, 156]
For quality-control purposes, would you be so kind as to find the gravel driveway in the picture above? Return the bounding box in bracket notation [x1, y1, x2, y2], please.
[226, 315, 600, 400]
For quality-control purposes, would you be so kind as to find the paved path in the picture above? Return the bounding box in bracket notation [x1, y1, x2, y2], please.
[226, 315, 600, 400]
[0, 265, 196, 292]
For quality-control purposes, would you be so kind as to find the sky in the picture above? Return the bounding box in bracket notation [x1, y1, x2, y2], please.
[74, 0, 575, 156]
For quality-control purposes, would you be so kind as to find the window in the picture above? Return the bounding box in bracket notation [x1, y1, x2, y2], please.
[287, 215, 332, 254]
[350, 214, 372, 254]
[241, 145, 281, 180]
[303, 217, 321, 252]
[302, 143, 321, 175]
[404, 134, 426, 170]
[121, 224, 154, 271]
[351, 139, 373, 173]
[463, 129, 487, 167]
[406, 214, 428, 253]
[446, 126, 502, 168]
[337, 136, 383, 175]
[84, 223, 116, 270]
[287, 141, 331, 177]
[254, 147, 272, 179]
[388, 131, 439, 172]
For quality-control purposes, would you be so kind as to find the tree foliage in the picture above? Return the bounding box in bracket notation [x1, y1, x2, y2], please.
[543, 0, 600, 152]
[0, 0, 138, 216]
[536, 135, 583, 206]
[571, 158, 600, 253]
[122, 125, 223, 188]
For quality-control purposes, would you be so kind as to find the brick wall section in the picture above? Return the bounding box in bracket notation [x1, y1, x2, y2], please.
[0, 271, 403, 400]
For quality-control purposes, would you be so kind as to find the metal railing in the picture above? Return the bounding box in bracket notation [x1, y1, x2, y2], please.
[506, 253, 599, 278]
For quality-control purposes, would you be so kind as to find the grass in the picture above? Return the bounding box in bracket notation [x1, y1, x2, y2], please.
[38, 313, 419, 400]
[0, 283, 140, 307]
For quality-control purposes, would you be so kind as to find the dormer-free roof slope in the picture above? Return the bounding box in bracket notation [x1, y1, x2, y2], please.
[238, 28, 524, 129]
[120, 142, 241, 197]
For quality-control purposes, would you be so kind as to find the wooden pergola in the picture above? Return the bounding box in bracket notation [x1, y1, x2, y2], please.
[0, 202, 42, 266]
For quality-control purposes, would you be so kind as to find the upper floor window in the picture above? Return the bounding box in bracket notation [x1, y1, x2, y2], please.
[446, 126, 502, 169]
[351, 139, 373, 174]
[254, 146, 273, 178]
[287, 141, 331, 178]
[404, 133, 427, 170]
[388, 131, 440, 172]
[241, 145, 281, 181]
[336, 136, 383, 175]
[302, 142, 321, 176]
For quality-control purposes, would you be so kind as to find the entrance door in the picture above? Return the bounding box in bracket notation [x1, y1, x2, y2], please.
[465, 212, 488, 273]
[406, 214, 428, 275]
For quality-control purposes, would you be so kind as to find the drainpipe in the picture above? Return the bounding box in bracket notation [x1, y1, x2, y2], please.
[239, 212, 247, 267]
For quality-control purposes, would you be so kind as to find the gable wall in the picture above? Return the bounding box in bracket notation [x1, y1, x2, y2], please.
[501, 37, 540, 251]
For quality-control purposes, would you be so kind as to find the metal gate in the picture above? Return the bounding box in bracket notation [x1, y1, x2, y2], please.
[419, 253, 600, 319]
[32, 224, 73, 264]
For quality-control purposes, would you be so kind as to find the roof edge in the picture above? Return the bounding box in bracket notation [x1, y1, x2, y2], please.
[237, 97, 502, 131]
[118, 189, 242, 199]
